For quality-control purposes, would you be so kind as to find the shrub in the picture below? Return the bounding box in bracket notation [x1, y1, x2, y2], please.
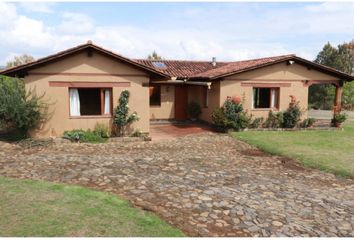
[0, 76, 48, 137]
[223, 97, 243, 122]
[63, 129, 86, 142]
[331, 112, 347, 126]
[211, 98, 251, 132]
[264, 111, 284, 128]
[93, 123, 110, 138]
[130, 129, 143, 137]
[187, 101, 201, 119]
[235, 112, 252, 130]
[113, 90, 139, 136]
[282, 101, 302, 128]
[63, 129, 106, 143]
[300, 118, 316, 128]
[83, 130, 106, 143]
[249, 117, 264, 129]
[211, 107, 232, 132]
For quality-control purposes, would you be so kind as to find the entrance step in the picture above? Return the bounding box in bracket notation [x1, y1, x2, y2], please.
[313, 119, 331, 127]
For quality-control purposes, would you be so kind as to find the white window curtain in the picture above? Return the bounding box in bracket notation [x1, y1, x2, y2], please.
[104, 89, 111, 114]
[69, 88, 80, 116]
[271, 88, 278, 108]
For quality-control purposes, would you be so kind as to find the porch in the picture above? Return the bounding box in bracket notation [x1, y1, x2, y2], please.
[149, 121, 214, 141]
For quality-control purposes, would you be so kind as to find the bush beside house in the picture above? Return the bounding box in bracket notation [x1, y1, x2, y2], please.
[187, 101, 202, 120]
[113, 90, 139, 136]
[0, 76, 49, 140]
[211, 95, 346, 131]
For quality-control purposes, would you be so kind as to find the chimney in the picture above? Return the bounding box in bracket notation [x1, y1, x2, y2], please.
[212, 57, 216, 67]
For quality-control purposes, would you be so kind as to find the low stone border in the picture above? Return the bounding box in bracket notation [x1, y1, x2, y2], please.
[51, 136, 151, 144]
[108, 136, 151, 142]
[241, 127, 342, 132]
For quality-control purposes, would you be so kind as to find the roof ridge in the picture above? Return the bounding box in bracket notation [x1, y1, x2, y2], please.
[226, 54, 296, 64]
[135, 54, 296, 64]
[134, 58, 227, 64]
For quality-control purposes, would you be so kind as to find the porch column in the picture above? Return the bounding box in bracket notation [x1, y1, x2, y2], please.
[333, 81, 343, 115]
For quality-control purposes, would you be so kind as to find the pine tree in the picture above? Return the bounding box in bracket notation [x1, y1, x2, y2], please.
[147, 51, 162, 60]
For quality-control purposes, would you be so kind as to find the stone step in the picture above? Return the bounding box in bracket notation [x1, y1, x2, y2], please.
[313, 119, 331, 127]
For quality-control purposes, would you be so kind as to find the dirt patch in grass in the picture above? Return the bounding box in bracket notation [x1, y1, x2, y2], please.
[240, 148, 269, 157]
[279, 156, 306, 171]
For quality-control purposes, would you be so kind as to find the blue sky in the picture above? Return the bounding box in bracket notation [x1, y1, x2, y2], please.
[0, 2, 354, 65]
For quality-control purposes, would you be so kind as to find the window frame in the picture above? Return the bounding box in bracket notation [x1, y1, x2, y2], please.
[252, 87, 280, 110]
[68, 87, 113, 118]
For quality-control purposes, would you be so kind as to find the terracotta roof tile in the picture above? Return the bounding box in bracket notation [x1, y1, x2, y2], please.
[134, 59, 228, 78]
[135, 55, 295, 79]
[193, 54, 295, 79]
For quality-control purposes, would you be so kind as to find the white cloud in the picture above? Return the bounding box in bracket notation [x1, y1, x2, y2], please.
[20, 2, 55, 13]
[0, 2, 354, 65]
[0, 2, 17, 29]
[9, 16, 53, 48]
[57, 12, 95, 34]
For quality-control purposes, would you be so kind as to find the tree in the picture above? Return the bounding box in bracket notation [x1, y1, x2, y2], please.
[147, 51, 162, 60]
[310, 41, 354, 110]
[0, 75, 48, 139]
[6, 54, 35, 68]
[113, 90, 139, 136]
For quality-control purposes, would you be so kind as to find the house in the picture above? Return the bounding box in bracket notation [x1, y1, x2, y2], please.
[1, 41, 353, 137]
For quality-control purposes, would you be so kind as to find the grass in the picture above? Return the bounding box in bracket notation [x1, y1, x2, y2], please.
[232, 122, 354, 178]
[0, 177, 183, 237]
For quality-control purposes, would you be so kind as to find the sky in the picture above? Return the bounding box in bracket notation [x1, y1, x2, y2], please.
[0, 2, 354, 65]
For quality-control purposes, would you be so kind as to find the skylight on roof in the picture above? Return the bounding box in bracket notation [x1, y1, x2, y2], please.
[152, 61, 167, 69]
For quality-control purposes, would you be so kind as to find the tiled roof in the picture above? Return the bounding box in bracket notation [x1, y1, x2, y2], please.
[134, 59, 228, 78]
[137, 55, 294, 79]
[192, 55, 295, 79]
[136, 54, 354, 81]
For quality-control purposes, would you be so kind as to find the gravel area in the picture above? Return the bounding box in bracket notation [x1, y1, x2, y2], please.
[0, 133, 353, 237]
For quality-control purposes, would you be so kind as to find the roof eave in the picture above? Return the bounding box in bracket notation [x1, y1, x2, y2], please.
[206, 56, 354, 82]
[0, 43, 169, 78]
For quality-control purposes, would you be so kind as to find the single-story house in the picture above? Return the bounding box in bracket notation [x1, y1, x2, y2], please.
[1, 41, 353, 137]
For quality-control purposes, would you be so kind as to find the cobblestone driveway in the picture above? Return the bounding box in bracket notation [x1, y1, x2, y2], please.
[0, 133, 353, 237]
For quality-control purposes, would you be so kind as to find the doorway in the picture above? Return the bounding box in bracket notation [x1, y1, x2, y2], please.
[174, 85, 188, 120]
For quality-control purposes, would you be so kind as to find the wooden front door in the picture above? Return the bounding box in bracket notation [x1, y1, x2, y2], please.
[175, 85, 188, 120]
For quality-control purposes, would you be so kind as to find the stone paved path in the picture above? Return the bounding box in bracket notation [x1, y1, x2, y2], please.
[0, 133, 353, 237]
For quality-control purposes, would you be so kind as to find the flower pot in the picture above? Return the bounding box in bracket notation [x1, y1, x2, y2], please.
[335, 122, 341, 128]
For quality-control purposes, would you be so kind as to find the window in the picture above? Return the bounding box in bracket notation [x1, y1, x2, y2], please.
[149, 85, 161, 106]
[202, 87, 209, 108]
[69, 88, 112, 117]
[253, 87, 279, 109]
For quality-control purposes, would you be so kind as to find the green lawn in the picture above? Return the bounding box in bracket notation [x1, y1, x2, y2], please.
[233, 122, 354, 178]
[0, 177, 183, 237]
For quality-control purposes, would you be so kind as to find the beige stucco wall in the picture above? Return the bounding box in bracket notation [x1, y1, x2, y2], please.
[219, 62, 341, 119]
[25, 51, 151, 138]
[150, 85, 175, 120]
